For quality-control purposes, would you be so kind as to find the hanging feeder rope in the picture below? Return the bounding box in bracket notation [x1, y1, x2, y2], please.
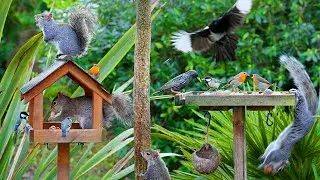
[266, 111, 273, 126]
[204, 111, 212, 143]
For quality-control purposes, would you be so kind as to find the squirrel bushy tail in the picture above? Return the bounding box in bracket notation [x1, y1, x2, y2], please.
[259, 55, 318, 173]
[103, 93, 133, 127]
[69, 8, 97, 55]
[279, 55, 318, 115]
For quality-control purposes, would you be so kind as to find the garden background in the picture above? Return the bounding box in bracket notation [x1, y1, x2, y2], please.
[0, 0, 319, 179]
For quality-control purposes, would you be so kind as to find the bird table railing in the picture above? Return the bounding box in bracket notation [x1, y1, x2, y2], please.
[174, 91, 295, 180]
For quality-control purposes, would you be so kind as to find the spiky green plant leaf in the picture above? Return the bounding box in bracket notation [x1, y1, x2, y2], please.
[0, 0, 13, 41]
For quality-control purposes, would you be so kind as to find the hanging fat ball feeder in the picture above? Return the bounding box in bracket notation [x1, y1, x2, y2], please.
[192, 112, 220, 174]
[192, 143, 220, 174]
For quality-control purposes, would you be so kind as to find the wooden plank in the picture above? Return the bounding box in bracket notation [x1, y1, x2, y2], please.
[23, 65, 69, 103]
[29, 93, 43, 129]
[92, 92, 103, 129]
[199, 106, 231, 111]
[199, 106, 274, 111]
[233, 107, 246, 180]
[20, 60, 66, 94]
[67, 64, 112, 104]
[43, 122, 81, 129]
[30, 129, 106, 143]
[58, 143, 69, 180]
[247, 106, 274, 111]
[175, 91, 295, 107]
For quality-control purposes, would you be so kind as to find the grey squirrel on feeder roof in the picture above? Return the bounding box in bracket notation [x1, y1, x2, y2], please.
[259, 55, 318, 174]
[35, 8, 97, 58]
[48, 92, 133, 129]
[138, 149, 171, 180]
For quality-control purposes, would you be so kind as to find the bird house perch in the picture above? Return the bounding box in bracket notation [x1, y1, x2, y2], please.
[20, 60, 111, 179]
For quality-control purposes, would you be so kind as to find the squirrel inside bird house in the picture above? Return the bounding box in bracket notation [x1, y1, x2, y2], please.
[48, 92, 133, 129]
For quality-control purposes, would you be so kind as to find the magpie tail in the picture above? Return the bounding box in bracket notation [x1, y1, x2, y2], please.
[213, 34, 238, 61]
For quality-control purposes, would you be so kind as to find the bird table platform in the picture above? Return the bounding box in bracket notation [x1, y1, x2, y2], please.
[20, 60, 111, 180]
[175, 91, 295, 180]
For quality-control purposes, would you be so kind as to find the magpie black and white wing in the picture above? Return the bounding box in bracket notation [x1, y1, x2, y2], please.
[171, 27, 212, 53]
[213, 0, 252, 33]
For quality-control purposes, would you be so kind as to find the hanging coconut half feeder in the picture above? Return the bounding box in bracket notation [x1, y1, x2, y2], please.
[192, 143, 220, 174]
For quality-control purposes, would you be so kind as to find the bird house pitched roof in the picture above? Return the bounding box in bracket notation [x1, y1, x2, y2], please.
[20, 60, 112, 104]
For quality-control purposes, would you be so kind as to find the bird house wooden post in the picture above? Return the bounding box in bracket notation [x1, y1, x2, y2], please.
[20, 60, 111, 180]
[175, 91, 295, 180]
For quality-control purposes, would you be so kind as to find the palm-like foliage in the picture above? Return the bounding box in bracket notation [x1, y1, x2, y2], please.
[153, 108, 320, 179]
[0, 1, 167, 179]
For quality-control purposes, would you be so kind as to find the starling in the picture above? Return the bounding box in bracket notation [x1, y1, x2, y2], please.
[154, 70, 199, 95]
[203, 76, 222, 90]
[171, 0, 252, 61]
[251, 74, 273, 91]
[61, 117, 72, 138]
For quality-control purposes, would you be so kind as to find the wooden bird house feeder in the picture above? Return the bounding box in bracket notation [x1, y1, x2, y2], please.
[175, 91, 295, 180]
[20, 60, 112, 179]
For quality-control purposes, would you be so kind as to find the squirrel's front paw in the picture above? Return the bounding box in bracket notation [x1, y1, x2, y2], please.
[136, 172, 145, 177]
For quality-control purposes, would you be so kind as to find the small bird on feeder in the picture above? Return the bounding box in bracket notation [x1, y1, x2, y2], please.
[171, 0, 252, 61]
[153, 70, 200, 95]
[15, 112, 29, 134]
[251, 74, 274, 91]
[14, 112, 29, 143]
[61, 117, 72, 138]
[89, 64, 100, 79]
[203, 76, 222, 90]
[222, 72, 249, 90]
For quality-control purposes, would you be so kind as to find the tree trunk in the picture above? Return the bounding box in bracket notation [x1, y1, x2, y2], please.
[134, 0, 151, 179]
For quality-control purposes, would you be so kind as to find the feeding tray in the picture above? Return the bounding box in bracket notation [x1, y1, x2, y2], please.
[30, 122, 106, 143]
[175, 91, 295, 110]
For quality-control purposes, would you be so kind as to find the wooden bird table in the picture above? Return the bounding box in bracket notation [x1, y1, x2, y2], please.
[175, 91, 295, 180]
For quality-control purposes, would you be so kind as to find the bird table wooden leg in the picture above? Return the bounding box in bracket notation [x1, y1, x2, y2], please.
[233, 107, 246, 180]
[58, 143, 70, 180]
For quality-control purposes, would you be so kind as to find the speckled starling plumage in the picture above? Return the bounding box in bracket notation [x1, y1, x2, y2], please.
[154, 70, 198, 94]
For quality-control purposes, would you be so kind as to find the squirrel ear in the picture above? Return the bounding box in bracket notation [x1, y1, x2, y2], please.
[57, 92, 63, 97]
[47, 13, 52, 19]
[153, 152, 159, 159]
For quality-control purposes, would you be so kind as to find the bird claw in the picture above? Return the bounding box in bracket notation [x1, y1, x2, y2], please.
[170, 89, 181, 95]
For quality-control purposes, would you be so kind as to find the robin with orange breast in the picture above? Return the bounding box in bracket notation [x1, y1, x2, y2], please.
[222, 72, 249, 91]
[89, 64, 100, 79]
[251, 74, 273, 91]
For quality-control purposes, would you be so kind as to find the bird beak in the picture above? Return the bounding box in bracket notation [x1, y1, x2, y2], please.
[197, 77, 202, 82]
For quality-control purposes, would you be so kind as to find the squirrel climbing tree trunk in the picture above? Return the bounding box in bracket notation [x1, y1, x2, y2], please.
[134, 0, 151, 179]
